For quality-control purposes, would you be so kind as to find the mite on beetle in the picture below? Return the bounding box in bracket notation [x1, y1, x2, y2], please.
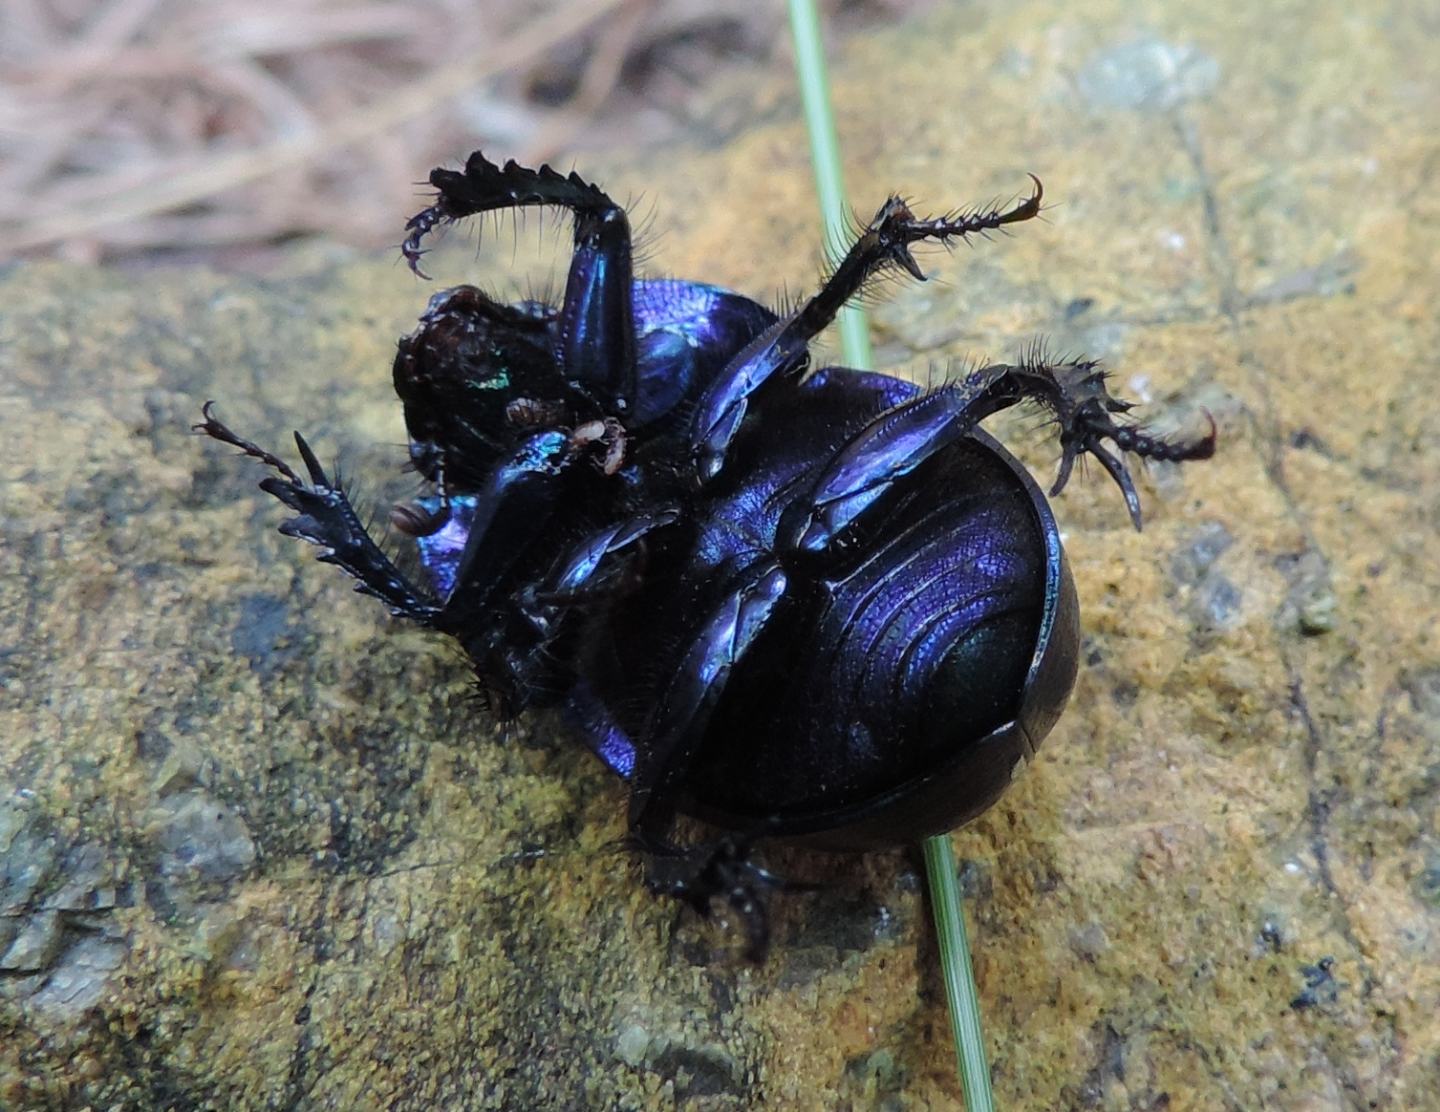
[198, 153, 1213, 957]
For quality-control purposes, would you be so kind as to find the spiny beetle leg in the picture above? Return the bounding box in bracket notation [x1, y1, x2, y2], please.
[640, 834, 785, 962]
[969, 356, 1216, 529]
[195, 403, 440, 621]
[690, 176, 1044, 483]
[403, 152, 637, 411]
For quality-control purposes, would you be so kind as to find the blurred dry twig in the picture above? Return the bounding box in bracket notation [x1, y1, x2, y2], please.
[0, 0, 923, 268]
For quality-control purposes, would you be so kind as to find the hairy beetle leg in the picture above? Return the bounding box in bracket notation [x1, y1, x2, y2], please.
[195, 403, 440, 621]
[404, 151, 638, 410]
[961, 357, 1217, 529]
[774, 353, 1214, 544]
[691, 176, 1045, 482]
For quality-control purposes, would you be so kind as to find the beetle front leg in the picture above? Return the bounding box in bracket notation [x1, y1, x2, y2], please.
[196, 404, 440, 622]
[690, 178, 1044, 482]
[403, 151, 637, 412]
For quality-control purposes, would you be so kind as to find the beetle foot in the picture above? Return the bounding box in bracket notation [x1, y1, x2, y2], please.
[643, 835, 784, 962]
[849, 175, 1043, 288]
[1043, 360, 1215, 529]
[962, 352, 1216, 529]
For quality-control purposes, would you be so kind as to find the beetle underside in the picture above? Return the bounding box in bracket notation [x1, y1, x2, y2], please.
[199, 153, 1213, 958]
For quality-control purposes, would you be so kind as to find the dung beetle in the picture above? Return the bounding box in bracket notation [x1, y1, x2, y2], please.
[199, 153, 1213, 955]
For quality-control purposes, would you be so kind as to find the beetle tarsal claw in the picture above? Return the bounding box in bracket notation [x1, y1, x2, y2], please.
[1090, 441, 1145, 530]
[1051, 440, 1080, 498]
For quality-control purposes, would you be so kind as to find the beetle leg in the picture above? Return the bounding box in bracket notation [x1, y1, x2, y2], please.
[621, 560, 790, 955]
[446, 509, 685, 720]
[519, 507, 681, 630]
[627, 561, 789, 829]
[641, 833, 785, 961]
[964, 356, 1215, 529]
[690, 178, 1043, 483]
[497, 507, 684, 712]
[778, 352, 1213, 543]
[403, 151, 637, 413]
[195, 404, 441, 622]
[777, 377, 1007, 557]
[410, 436, 667, 717]
[433, 429, 582, 629]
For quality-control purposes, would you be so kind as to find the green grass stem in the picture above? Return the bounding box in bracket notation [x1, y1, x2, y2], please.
[922, 835, 995, 1111]
[786, 0, 873, 371]
[786, 1, 995, 1105]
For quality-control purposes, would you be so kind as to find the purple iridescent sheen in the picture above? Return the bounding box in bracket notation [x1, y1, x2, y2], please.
[414, 495, 478, 599]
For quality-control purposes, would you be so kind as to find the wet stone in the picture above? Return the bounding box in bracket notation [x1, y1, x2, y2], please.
[27, 935, 128, 1020]
[47, 844, 117, 913]
[1402, 669, 1440, 723]
[1290, 957, 1341, 1011]
[1277, 549, 1337, 636]
[1413, 858, 1440, 910]
[615, 1023, 653, 1068]
[1171, 521, 1235, 584]
[1297, 589, 1338, 635]
[844, 1046, 904, 1106]
[1069, 921, 1111, 962]
[0, 910, 63, 973]
[648, 1040, 744, 1100]
[1255, 912, 1292, 955]
[150, 791, 256, 886]
[1172, 522, 1242, 630]
[0, 801, 58, 917]
[1190, 571, 1244, 631]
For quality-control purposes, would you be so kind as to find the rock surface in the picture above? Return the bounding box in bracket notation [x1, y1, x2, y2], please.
[3, 1, 1438, 1107]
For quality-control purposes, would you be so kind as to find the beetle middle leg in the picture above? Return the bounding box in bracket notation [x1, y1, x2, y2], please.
[690, 178, 1044, 481]
[618, 559, 792, 958]
[519, 508, 681, 625]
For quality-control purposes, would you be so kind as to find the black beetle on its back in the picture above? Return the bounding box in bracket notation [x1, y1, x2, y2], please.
[199, 153, 1212, 956]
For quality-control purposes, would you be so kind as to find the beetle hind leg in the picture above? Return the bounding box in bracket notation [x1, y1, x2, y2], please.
[1007, 357, 1216, 528]
[930, 354, 1216, 529]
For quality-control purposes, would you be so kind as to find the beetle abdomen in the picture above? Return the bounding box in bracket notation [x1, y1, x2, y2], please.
[689, 437, 1048, 831]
